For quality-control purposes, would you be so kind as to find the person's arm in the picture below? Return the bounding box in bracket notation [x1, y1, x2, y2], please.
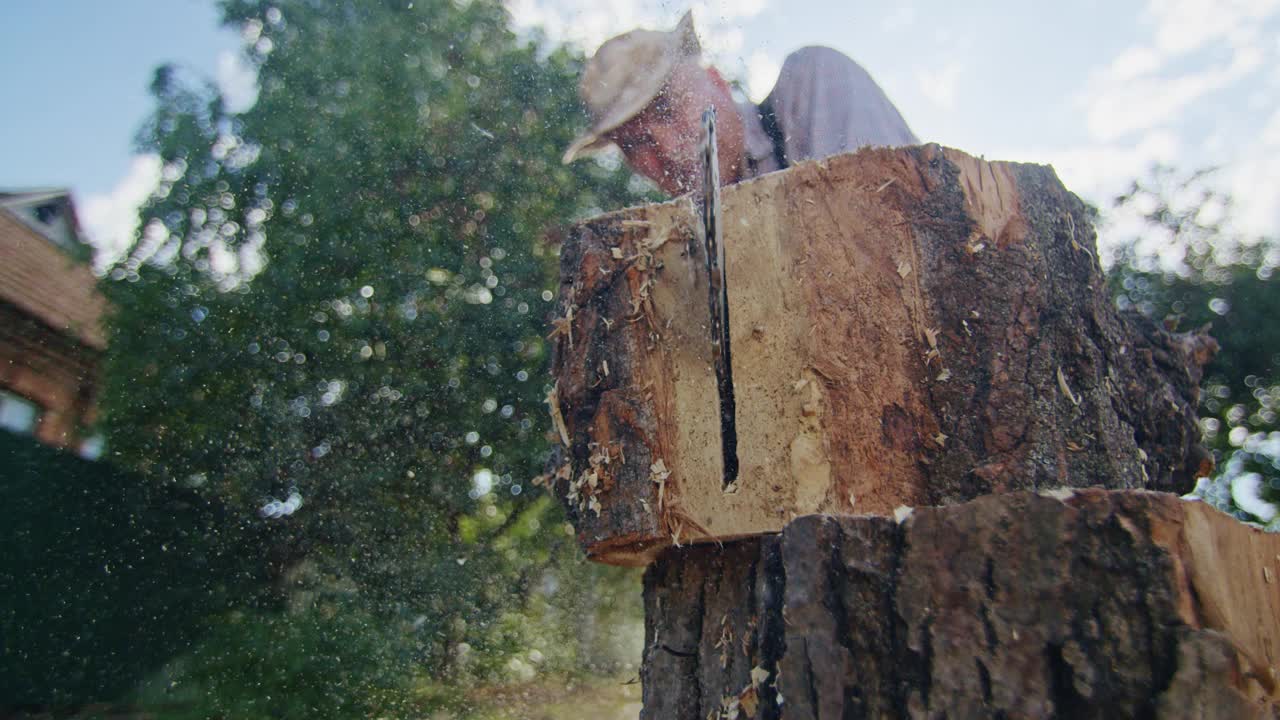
[762, 46, 918, 164]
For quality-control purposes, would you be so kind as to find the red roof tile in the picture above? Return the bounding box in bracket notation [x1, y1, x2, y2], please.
[0, 209, 107, 349]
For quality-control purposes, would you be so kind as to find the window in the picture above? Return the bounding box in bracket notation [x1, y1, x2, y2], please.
[34, 201, 61, 225]
[0, 390, 41, 435]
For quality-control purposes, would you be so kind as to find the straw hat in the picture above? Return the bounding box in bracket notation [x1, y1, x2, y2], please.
[561, 11, 702, 164]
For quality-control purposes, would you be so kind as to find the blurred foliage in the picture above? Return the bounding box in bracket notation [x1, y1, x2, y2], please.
[133, 602, 416, 719]
[96, 0, 646, 711]
[1106, 165, 1280, 529]
[0, 430, 261, 705]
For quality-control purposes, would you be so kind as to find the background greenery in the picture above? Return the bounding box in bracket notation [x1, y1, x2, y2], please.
[95, 0, 646, 715]
[1106, 166, 1280, 529]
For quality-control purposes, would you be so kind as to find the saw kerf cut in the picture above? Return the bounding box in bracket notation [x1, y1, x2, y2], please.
[700, 106, 739, 488]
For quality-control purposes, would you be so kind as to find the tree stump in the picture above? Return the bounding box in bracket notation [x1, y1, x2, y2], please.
[641, 490, 1280, 719]
[548, 145, 1213, 565]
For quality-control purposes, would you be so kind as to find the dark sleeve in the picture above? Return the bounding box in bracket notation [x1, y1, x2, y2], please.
[762, 46, 918, 164]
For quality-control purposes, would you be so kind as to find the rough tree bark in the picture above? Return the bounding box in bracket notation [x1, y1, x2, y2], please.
[548, 145, 1213, 564]
[641, 490, 1280, 719]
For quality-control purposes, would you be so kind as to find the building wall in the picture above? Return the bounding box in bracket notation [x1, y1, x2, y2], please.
[0, 304, 99, 448]
[0, 202, 106, 451]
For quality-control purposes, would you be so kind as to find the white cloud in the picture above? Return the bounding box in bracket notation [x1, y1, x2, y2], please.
[1030, 129, 1180, 201]
[1221, 106, 1280, 235]
[704, 26, 747, 58]
[1105, 46, 1161, 82]
[915, 62, 963, 111]
[216, 50, 259, 113]
[1060, 0, 1280, 242]
[80, 154, 162, 270]
[507, 0, 675, 53]
[1085, 43, 1263, 141]
[504, 0, 767, 60]
[880, 6, 917, 32]
[1083, 0, 1276, 142]
[1007, 96, 1280, 250]
[1261, 104, 1280, 144]
[746, 51, 780, 102]
[1147, 0, 1279, 55]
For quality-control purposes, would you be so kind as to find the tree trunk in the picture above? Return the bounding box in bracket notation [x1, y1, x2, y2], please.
[641, 490, 1280, 719]
[546, 146, 1260, 718]
[549, 145, 1214, 565]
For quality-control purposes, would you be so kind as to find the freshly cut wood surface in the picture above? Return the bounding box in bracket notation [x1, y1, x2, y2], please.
[549, 145, 1213, 565]
[640, 490, 1280, 719]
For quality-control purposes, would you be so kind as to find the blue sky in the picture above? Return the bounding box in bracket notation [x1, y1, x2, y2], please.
[1, 1, 238, 194]
[3, 0, 1278, 263]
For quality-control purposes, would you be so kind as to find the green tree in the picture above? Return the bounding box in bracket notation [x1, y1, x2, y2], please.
[99, 0, 644, 709]
[1107, 166, 1280, 529]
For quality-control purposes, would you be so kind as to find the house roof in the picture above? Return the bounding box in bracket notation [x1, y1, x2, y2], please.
[0, 192, 107, 350]
[0, 189, 90, 253]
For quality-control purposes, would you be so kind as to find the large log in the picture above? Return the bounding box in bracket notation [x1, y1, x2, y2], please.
[547, 145, 1213, 565]
[640, 490, 1280, 719]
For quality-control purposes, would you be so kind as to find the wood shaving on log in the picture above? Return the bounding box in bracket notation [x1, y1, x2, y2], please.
[547, 304, 574, 348]
[1057, 366, 1082, 406]
[650, 459, 671, 510]
[544, 382, 570, 447]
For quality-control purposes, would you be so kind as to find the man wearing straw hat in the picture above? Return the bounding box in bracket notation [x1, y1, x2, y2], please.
[561, 11, 918, 195]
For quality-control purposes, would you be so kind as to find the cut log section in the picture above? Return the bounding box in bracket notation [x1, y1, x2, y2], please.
[640, 490, 1280, 719]
[548, 145, 1214, 565]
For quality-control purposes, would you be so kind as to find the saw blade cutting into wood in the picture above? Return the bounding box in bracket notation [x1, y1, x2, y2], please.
[699, 106, 739, 486]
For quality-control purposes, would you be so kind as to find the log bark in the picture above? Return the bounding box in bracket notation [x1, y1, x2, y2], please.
[548, 145, 1214, 565]
[640, 490, 1280, 719]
